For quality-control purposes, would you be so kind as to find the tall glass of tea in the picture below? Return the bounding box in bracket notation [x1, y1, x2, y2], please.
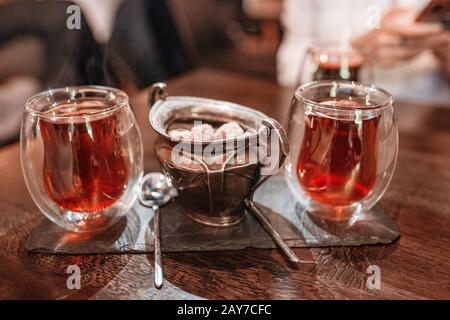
[298, 43, 369, 85]
[285, 81, 398, 221]
[21, 86, 143, 232]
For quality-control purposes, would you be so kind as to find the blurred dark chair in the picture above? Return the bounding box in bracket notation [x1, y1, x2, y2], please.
[0, 0, 105, 146]
[108, 0, 191, 90]
[0, 0, 106, 87]
[109, 0, 278, 85]
[0, 0, 193, 145]
[168, 0, 278, 79]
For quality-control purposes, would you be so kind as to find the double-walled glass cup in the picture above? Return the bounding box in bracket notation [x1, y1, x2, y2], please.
[285, 81, 398, 220]
[298, 42, 370, 85]
[21, 86, 144, 232]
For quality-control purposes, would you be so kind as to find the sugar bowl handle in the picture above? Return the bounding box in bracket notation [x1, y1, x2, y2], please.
[148, 82, 168, 108]
[249, 118, 289, 194]
[262, 117, 289, 172]
[244, 118, 301, 264]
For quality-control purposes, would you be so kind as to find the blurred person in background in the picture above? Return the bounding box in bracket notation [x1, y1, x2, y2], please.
[0, 0, 189, 145]
[277, 0, 450, 104]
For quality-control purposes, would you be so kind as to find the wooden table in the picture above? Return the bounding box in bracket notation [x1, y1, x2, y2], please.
[0, 68, 449, 299]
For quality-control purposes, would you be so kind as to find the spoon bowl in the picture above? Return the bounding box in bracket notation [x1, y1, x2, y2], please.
[139, 172, 175, 208]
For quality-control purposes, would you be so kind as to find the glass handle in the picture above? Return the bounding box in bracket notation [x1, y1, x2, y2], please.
[148, 82, 167, 109]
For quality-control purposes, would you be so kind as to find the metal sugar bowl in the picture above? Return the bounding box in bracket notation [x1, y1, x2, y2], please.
[148, 83, 288, 227]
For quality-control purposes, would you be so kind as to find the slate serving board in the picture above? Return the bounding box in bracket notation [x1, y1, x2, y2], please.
[26, 176, 400, 254]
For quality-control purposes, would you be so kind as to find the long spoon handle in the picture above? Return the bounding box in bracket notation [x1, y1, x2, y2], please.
[246, 200, 301, 264]
[153, 205, 163, 289]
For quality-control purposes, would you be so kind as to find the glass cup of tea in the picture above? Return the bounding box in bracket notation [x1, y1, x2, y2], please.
[21, 86, 144, 232]
[298, 43, 369, 84]
[284, 80, 398, 221]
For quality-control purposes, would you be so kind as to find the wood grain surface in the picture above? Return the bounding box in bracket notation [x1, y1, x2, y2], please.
[0, 68, 449, 299]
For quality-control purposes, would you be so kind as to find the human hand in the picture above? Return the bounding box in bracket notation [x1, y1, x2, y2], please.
[352, 7, 448, 67]
[432, 32, 450, 80]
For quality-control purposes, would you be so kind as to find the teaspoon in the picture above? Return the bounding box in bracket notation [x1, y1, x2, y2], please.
[139, 172, 175, 289]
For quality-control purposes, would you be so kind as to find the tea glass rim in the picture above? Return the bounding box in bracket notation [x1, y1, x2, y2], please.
[307, 45, 364, 66]
[295, 80, 393, 112]
[25, 85, 129, 120]
[307, 39, 362, 52]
